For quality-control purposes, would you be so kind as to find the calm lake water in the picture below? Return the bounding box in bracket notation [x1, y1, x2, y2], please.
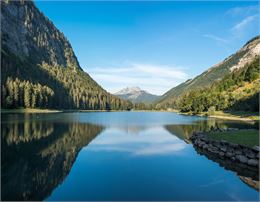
[1, 112, 259, 201]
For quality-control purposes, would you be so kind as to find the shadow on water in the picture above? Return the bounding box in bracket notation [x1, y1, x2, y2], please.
[1, 114, 104, 201]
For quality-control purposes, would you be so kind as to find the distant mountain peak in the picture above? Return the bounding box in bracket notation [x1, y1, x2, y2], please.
[114, 87, 159, 104]
[115, 86, 143, 95]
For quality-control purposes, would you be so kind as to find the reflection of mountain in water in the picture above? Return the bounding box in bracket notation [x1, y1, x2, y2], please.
[1, 120, 103, 201]
[164, 119, 257, 142]
[111, 125, 152, 134]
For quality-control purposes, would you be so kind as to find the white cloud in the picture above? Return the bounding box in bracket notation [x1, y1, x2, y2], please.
[86, 63, 189, 95]
[203, 34, 229, 44]
[231, 15, 258, 32]
[226, 5, 259, 17]
[86, 127, 187, 156]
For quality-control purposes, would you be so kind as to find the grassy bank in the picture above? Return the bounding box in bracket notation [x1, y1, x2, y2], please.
[208, 111, 259, 121]
[1, 108, 133, 113]
[207, 129, 259, 148]
[1, 108, 62, 113]
[175, 110, 259, 122]
[1, 108, 259, 122]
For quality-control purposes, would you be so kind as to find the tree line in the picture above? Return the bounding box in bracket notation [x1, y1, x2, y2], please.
[157, 57, 260, 114]
[1, 46, 134, 110]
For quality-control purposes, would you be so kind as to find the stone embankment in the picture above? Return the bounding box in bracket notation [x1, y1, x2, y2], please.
[190, 132, 259, 168]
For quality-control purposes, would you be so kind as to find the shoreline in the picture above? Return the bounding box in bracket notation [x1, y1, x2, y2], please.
[1, 108, 62, 113]
[175, 110, 259, 122]
[190, 131, 259, 169]
[208, 115, 254, 122]
[1, 108, 259, 122]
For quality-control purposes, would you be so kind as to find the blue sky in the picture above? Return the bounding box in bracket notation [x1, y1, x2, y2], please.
[36, 1, 259, 95]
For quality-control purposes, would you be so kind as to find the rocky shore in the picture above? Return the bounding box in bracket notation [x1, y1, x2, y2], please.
[190, 132, 259, 168]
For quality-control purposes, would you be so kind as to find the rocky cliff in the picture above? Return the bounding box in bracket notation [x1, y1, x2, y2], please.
[1, 0, 80, 69]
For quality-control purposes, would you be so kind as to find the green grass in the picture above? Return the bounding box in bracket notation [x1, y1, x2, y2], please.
[1, 108, 61, 113]
[200, 110, 260, 121]
[207, 129, 259, 148]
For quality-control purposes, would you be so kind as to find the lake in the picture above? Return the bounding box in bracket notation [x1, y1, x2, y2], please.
[1, 112, 259, 201]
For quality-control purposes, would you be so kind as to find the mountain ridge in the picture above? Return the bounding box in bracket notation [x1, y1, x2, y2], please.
[156, 36, 260, 108]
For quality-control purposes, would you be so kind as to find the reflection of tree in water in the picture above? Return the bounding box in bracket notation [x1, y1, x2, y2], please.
[164, 119, 257, 142]
[2, 120, 54, 145]
[164, 118, 259, 191]
[1, 120, 104, 201]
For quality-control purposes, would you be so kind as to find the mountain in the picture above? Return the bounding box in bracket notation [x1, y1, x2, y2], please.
[157, 36, 260, 109]
[115, 87, 159, 104]
[1, 0, 132, 110]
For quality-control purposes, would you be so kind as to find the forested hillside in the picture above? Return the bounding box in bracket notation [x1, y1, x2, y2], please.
[1, 0, 132, 110]
[157, 36, 260, 107]
[157, 57, 259, 114]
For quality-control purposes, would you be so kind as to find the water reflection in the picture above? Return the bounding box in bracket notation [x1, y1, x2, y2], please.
[1, 116, 104, 201]
[88, 127, 187, 156]
[1, 112, 259, 201]
[165, 118, 258, 142]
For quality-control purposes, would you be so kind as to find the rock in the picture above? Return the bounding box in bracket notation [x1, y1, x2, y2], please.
[229, 143, 238, 147]
[246, 152, 255, 159]
[211, 146, 218, 151]
[247, 159, 259, 167]
[198, 141, 205, 147]
[220, 146, 227, 152]
[227, 128, 237, 131]
[235, 150, 242, 155]
[236, 155, 248, 163]
[212, 142, 220, 147]
[202, 144, 209, 150]
[231, 157, 236, 161]
[253, 146, 260, 152]
[226, 152, 234, 158]
[219, 152, 225, 157]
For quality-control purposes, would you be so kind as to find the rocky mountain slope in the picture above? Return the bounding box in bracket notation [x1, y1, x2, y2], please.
[157, 36, 260, 108]
[115, 87, 159, 104]
[1, 0, 131, 110]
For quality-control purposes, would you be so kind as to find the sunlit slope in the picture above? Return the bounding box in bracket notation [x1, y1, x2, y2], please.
[157, 36, 260, 108]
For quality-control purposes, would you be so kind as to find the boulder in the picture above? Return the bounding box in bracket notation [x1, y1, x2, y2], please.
[235, 150, 242, 155]
[236, 155, 248, 164]
[253, 146, 260, 152]
[226, 152, 234, 158]
[247, 159, 259, 167]
[203, 144, 209, 150]
[246, 152, 255, 159]
[220, 146, 227, 152]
